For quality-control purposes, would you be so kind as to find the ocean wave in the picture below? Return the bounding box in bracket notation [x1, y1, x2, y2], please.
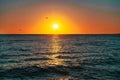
[0, 65, 82, 77]
[24, 57, 52, 61]
[56, 55, 78, 59]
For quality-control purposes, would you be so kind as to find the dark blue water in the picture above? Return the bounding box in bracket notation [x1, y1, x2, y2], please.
[0, 34, 120, 80]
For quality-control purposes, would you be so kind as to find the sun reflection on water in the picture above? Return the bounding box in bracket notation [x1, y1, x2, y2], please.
[27, 35, 65, 67]
[48, 35, 64, 66]
[51, 35, 61, 53]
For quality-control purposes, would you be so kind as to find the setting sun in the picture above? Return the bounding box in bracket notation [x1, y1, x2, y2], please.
[53, 24, 59, 30]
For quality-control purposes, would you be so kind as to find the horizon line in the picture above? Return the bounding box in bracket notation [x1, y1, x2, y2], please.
[0, 33, 120, 35]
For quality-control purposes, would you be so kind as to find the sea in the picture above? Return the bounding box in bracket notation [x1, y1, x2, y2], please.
[0, 34, 120, 80]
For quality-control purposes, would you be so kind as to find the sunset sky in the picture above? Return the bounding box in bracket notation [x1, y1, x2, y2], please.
[0, 0, 120, 34]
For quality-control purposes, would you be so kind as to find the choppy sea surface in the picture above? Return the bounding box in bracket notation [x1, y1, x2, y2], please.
[0, 34, 120, 80]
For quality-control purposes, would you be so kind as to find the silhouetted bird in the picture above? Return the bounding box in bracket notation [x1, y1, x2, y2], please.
[45, 17, 48, 19]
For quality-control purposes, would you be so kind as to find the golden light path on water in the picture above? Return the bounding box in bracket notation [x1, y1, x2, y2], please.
[26, 35, 64, 67]
[48, 35, 63, 66]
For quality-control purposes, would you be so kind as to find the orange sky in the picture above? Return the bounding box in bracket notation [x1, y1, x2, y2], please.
[0, 0, 120, 34]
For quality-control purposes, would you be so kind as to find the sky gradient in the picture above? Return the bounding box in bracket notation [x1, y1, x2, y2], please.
[0, 0, 120, 34]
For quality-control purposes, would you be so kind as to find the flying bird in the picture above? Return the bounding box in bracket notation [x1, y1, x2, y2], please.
[45, 17, 48, 19]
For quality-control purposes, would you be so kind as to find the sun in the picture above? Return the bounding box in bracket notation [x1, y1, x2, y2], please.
[53, 24, 59, 30]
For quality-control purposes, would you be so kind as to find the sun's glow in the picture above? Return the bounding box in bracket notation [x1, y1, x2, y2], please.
[34, 14, 77, 34]
[53, 24, 59, 30]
